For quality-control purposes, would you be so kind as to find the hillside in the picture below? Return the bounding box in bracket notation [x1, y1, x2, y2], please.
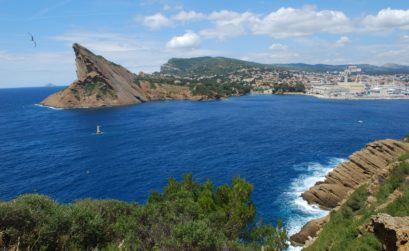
[160, 57, 409, 76]
[160, 56, 272, 76]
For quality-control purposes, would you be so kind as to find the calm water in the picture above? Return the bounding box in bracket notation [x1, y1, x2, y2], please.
[1, 87, 409, 236]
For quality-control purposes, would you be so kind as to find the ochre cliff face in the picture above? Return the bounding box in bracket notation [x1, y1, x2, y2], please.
[41, 43, 204, 108]
[366, 213, 409, 251]
[302, 139, 409, 209]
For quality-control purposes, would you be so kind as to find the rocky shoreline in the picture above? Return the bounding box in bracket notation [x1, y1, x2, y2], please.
[290, 139, 409, 248]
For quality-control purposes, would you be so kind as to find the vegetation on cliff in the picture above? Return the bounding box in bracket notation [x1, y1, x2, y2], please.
[304, 156, 409, 251]
[134, 74, 251, 98]
[0, 174, 288, 251]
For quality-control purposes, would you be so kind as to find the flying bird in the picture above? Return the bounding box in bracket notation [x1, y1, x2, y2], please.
[28, 32, 37, 47]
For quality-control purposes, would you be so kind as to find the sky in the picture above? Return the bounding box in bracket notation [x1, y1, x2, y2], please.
[1, 0, 409, 87]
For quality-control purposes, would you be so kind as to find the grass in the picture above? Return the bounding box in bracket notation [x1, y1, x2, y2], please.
[84, 82, 96, 95]
[385, 189, 409, 216]
[398, 152, 409, 161]
[376, 161, 409, 202]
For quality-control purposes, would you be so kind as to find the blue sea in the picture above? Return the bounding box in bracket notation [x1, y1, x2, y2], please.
[1, 87, 409, 239]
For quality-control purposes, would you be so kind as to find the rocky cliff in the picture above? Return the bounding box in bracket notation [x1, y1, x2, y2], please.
[291, 139, 409, 246]
[302, 139, 409, 209]
[41, 44, 205, 108]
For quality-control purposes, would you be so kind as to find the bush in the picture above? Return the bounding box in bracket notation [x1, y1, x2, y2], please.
[398, 151, 409, 161]
[0, 174, 288, 251]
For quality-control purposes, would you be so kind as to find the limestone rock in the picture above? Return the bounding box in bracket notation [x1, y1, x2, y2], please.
[302, 140, 409, 209]
[41, 43, 205, 108]
[367, 213, 409, 251]
[290, 215, 329, 246]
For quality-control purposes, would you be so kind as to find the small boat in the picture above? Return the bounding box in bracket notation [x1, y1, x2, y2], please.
[96, 125, 103, 135]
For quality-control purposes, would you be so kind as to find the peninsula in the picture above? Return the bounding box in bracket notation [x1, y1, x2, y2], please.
[40, 44, 210, 108]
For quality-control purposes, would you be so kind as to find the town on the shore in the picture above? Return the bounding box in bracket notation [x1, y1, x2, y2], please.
[245, 65, 409, 99]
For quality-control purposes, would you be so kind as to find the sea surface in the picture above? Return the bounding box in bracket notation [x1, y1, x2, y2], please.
[1, 87, 409, 239]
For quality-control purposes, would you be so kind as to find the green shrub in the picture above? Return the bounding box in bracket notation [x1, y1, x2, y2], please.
[0, 174, 288, 251]
[398, 151, 409, 161]
[376, 162, 409, 202]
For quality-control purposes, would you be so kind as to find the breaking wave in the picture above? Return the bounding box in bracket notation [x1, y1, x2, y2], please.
[283, 158, 345, 250]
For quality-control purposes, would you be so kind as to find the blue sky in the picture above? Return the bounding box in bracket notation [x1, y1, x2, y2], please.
[1, 0, 409, 87]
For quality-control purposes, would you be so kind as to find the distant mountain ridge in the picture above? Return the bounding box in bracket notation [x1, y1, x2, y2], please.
[160, 56, 409, 75]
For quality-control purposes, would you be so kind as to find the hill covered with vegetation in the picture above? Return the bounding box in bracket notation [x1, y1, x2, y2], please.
[160, 57, 272, 76]
[0, 174, 288, 251]
[160, 57, 409, 76]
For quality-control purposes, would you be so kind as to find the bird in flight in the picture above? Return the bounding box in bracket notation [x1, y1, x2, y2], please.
[28, 32, 37, 47]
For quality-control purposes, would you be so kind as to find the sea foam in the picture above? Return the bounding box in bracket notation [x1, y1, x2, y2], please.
[35, 103, 65, 110]
[284, 158, 345, 250]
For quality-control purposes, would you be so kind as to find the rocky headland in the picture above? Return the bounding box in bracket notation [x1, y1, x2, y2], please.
[291, 139, 409, 248]
[40, 44, 208, 108]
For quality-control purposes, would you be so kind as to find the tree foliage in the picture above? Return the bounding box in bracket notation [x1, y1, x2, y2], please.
[0, 174, 288, 251]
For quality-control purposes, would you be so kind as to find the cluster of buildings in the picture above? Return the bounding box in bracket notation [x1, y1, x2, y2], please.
[307, 66, 409, 99]
[160, 64, 409, 99]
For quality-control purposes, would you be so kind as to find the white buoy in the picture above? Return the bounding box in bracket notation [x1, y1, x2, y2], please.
[96, 125, 103, 135]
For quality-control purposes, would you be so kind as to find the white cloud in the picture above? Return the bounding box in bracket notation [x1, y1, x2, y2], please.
[172, 10, 205, 22]
[139, 7, 409, 39]
[251, 7, 352, 38]
[335, 36, 350, 47]
[166, 31, 201, 49]
[141, 13, 172, 30]
[200, 7, 352, 39]
[269, 43, 288, 50]
[200, 10, 257, 39]
[363, 8, 409, 31]
[139, 10, 205, 29]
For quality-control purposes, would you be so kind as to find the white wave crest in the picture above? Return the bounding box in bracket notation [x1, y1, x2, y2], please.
[283, 158, 345, 243]
[35, 104, 64, 110]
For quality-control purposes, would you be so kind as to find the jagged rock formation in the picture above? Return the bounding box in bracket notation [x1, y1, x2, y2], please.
[302, 139, 409, 209]
[367, 213, 409, 251]
[41, 43, 205, 108]
[290, 215, 329, 246]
